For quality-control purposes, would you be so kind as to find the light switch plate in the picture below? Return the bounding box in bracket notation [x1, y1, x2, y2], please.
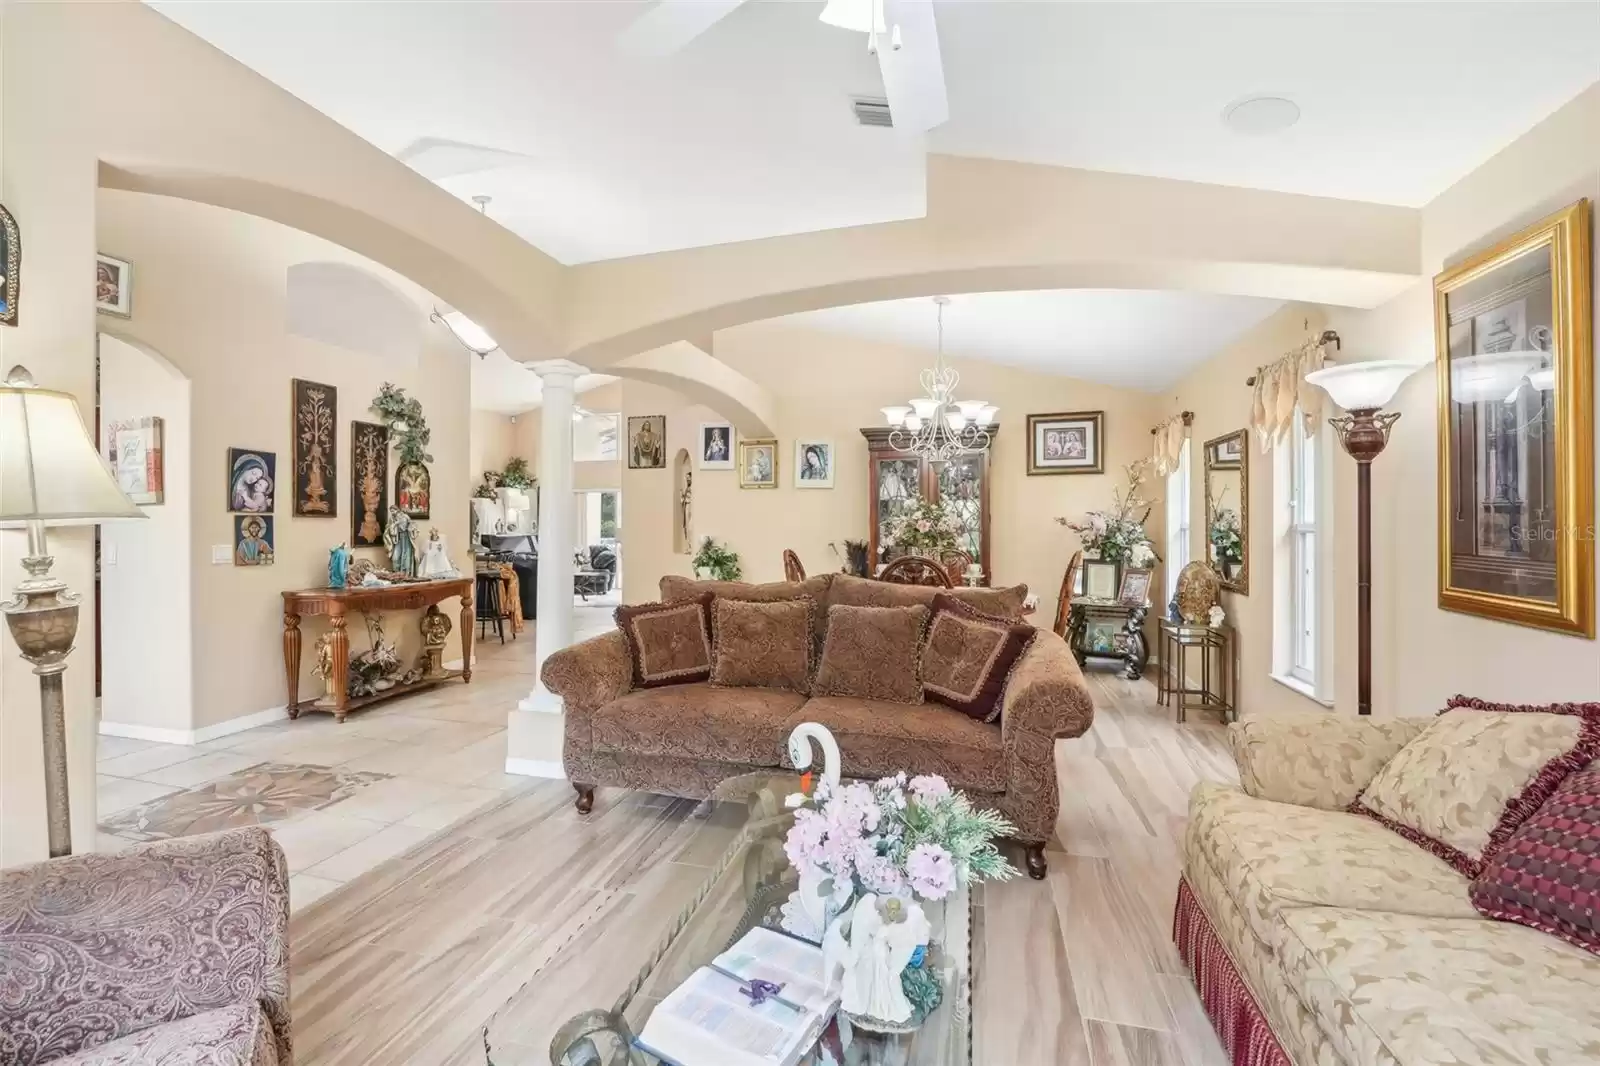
[212, 545, 232, 565]
[104, 544, 118, 566]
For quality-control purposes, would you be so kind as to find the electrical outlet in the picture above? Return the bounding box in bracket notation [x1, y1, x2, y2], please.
[212, 545, 232, 565]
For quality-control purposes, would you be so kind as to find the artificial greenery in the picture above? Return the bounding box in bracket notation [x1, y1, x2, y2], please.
[370, 383, 432, 465]
[691, 536, 742, 581]
[499, 457, 535, 489]
[472, 473, 500, 501]
[891, 789, 1018, 885]
[900, 957, 943, 1019]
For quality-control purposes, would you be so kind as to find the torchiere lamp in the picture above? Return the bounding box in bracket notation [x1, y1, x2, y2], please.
[0, 365, 145, 856]
[1304, 360, 1423, 717]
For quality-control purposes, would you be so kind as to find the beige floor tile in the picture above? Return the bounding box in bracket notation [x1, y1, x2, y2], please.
[336, 743, 443, 777]
[137, 752, 267, 788]
[399, 787, 502, 830]
[97, 743, 204, 779]
[276, 734, 401, 768]
[409, 721, 505, 753]
[268, 811, 389, 873]
[97, 735, 158, 762]
[215, 729, 316, 761]
[97, 775, 183, 816]
[302, 823, 436, 881]
[95, 831, 137, 853]
[323, 776, 462, 824]
[339, 713, 449, 742]
[290, 873, 346, 913]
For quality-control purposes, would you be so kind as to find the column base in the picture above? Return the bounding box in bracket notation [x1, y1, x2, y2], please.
[505, 703, 567, 780]
[517, 683, 564, 714]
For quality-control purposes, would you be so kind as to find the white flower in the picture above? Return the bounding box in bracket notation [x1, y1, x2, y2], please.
[784, 792, 808, 809]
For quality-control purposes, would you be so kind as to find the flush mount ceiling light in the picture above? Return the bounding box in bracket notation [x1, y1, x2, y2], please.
[1223, 95, 1301, 135]
[431, 195, 500, 358]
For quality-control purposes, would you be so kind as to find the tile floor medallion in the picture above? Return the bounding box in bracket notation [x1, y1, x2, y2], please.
[101, 761, 392, 841]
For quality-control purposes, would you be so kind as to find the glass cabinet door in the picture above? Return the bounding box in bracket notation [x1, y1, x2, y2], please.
[875, 456, 924, 565]
[935, 455, 984, 563]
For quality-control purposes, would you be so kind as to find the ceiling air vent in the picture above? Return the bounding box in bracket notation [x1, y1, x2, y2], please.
[850, 96, 894, 128]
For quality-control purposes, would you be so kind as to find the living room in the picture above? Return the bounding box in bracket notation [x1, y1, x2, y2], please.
[2, 3, 1599, 1065]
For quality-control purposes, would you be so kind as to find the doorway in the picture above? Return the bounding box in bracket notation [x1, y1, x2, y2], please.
[574, 489, 620, 605]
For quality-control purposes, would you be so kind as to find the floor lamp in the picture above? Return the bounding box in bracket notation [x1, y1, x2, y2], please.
[1304, 360, 1423, 717]
[0, 365, 145, 856]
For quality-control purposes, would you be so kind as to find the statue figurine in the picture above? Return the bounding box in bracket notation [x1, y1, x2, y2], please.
[311, 632, 339, 705]
[825, 894, 930, 1025]
[328, 544, 351, 589]
[419, 604, 453, 678]
[417, 527, 457, 580]
[382, 506, 418, 578]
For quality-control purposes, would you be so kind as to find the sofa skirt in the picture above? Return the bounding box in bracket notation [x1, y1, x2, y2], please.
[1173, 876, 1293, 1066]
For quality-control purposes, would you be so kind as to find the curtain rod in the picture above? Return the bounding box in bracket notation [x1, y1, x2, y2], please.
[1149, 411, 1193, 436]
[1244, 329, 1341, 386]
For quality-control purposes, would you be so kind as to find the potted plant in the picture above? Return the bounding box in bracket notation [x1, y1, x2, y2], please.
[499, 457, 534, 489]
[691, 536, 742, 581]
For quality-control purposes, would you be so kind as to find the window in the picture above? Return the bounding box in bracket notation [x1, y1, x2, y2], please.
[1165, 439, 1191, 602]
[1286, 415, 1319, 686]
[573, 411, 619, 463]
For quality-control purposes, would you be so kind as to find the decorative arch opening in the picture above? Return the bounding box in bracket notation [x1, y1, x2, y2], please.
[673, 448, 693, 555]
[286, 261, 423, 366]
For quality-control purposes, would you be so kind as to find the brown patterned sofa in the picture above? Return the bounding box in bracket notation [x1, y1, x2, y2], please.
[542, 573, 1096, 878]
[0, 828, 290, 1066]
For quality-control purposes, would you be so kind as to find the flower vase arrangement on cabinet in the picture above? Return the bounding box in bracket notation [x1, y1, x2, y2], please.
[1057, 460, 1158, 586]
[1209, 507, 1243, 580]
[885, 499, 963, 559]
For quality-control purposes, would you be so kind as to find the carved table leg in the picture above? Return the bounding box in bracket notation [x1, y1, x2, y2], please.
[574, 784, 595, 815]
[329, 609, 350, 723]
[460, 590, 475, 683]
[1025, 844, 1048, 880]
[283, 613, 302, 719]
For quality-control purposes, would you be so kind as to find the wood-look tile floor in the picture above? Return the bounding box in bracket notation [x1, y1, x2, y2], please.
[282, 660, 1238, 1066]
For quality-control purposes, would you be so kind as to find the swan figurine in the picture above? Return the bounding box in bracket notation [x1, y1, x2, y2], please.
[787, 721, 842, 793]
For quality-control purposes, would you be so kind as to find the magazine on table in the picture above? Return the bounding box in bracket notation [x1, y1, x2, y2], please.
[634, 927, 838, 1066]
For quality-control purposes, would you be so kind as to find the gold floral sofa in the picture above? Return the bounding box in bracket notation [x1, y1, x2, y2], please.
[1178, 714, 1600, 1066]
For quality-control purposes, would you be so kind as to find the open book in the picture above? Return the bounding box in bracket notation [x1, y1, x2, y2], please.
[635, 927, 838, 1066]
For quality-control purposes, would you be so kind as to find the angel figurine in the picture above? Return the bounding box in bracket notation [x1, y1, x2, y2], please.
[826, 893, 930, 1025]
[417, 527, 457, 579]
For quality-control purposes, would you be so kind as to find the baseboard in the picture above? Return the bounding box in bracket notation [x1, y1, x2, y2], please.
[99, 705, 288, 747]
[505, 757, 566, 779]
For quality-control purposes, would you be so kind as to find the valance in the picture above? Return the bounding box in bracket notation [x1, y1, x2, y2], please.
[1150, 411, 1192, 475]
[1248, 339, 1330, 451]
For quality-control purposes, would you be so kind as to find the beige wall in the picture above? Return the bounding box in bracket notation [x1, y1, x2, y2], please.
[470, 410, 515, 485]
[616, 321, 1165, 630]
[96, 190, 471, 731]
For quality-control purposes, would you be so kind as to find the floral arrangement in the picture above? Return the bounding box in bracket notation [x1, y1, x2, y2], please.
[473, 472, 501, 500]
[885, 500, 964, 557]
[691, 536, 743, 582]
[1058, 461, 1158, 567]
[1210, 508, 1242, 565]
[370, 383, 432, 466]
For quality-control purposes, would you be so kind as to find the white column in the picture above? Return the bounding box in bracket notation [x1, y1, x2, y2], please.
[509, 359, 587, 777]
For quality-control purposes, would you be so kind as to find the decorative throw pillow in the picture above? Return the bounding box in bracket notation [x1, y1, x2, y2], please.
[1471, 762, 1600, 955]
[613, 593, 714, 689]
[920, 594, 1036, 724]
[812, 604, 929, 705]
[710, 597, 815, 694]
[661, 574, 835, 641]
[1353, 696, 1600, 877]
[827, 574, 1029, 621]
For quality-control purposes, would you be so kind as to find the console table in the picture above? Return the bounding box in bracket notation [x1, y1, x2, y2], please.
[282, 577, 473, 722]
[1066, 596, 1150, 680]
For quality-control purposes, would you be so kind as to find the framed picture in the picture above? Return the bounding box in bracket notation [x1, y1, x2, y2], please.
[96, 253, 132, 318]
[1082, 559, 1118, 600]
[739, 438, 778, 489]
[292, 379, 337, 516]
[1027, 411, 1104, 475]
[349, 421, 389, 546]
[106, 417, 164, 505]
[0, 203, 17, 326]
[1118, 567, 1153, 607]
[233, 514, 274, 566]
[1435, 200, 1593, 637]
[1085, 619, 1121, 655]
[794, 440, 834, 488]
[628, 415, 666, 469]
[699, 422, 734, 470]
[226, 448, 275, 514]
[395, 462, 430, 519]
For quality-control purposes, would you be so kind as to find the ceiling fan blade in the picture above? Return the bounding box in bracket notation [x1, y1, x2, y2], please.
[877, 0, 948, 133]
[616, 0, 752, 57]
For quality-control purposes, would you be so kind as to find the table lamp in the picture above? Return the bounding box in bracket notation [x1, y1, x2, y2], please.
[0, 364, 145, 856]
[1303, 360, 1423, 716]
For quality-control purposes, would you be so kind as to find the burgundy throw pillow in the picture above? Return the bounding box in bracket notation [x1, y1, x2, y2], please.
[1472, 762, 1600, 956]
[920, 594, 1036, 725]
[614, 593, 714, 689]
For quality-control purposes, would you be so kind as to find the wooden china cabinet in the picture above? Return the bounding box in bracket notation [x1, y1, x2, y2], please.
[861, 427, 997, 582]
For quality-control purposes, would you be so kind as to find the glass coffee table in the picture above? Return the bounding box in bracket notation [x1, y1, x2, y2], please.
[483, 773, 971, 1066]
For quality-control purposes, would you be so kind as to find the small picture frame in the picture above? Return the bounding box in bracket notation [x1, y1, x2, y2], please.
[699, 422, 734, 470]
[106, 417, 164, 505]
[794, 440, 834, 488]
[1082, 559, 1118, 600]
[233, 514, 275, 566]
[739, 438, 778, 489]
[1027, 411, 1104, 475]
[628, 415, 666, 470]
[96, 253, 133, 318]
[1086, 619, 1121, 655]
[1118, 567, 1153, 607]
[226, 448, 276, 514]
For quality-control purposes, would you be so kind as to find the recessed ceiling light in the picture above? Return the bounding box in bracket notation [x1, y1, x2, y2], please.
[1223, 95, 1301, 135]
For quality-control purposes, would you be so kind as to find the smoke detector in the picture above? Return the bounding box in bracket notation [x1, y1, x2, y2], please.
[1223, 95, 1301, 135]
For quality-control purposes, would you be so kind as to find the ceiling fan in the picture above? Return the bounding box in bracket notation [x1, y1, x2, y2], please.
[617, 0, 948, 134]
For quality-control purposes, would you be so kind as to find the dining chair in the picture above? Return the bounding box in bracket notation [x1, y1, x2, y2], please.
[879, 555, 953, 587]
[782, 549, 806, 582]
[1054, 550, 1083, 639]
[940, 548, 975, 585]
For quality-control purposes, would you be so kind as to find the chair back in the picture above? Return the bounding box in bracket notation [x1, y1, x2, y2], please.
[1054, 550, 1083, 638]
[880, 555, 953, 587]
[782, 549, 806, 582]
[940, 549, 975, 585]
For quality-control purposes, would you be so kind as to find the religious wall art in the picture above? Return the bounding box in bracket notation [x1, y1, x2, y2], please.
[350, 420, 389, 547]
[106, 416, 164, 505]
[96, 253, 132, 318]
[739, 437, 778, 489]
[369, 382, 432, 520]
[794, 439, 834, 489]
[1435, 199, 1593, 637]
[395, 461, 431, 520]
[292, 378, 337, 516]
[226, 448, 275, 514]
[628, 414, 666, 469]
[1027, 411, 1104, 475]
[699, 421, 734, 470]
[233, 514, 275, 566]
[0, 203, 17, 326]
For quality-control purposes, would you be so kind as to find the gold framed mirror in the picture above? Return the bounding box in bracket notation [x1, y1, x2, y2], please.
[1435, 200, 1593, 637]
[1204, 430, 1249, 594]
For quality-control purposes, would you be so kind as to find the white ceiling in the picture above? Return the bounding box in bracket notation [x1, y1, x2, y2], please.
[150, 2, 1600, 264]
[470, 351, 616, 414]
[779, 290, 1287, 391]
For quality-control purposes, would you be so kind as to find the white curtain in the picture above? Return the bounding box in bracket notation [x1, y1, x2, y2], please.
[1250, 343, 1328, 451]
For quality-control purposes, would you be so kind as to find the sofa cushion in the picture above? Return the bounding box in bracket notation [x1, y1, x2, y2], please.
[783, 696, 1005, 793]
[1275, 906, 1600, 1066]
[590, 683, 805, 765]
[1355, 695, 1600, 877]
[812, 604, 928, 705]
[614, 594, 714, 689]
[920, 594, 1035, 724]
[53, 1004, 277, 1066]
[661, 574, 835, 641]
[826, 573, 1028, 621]
[1185, 784, 1477, 957]
[711, 597, 815, 695]
[1473, 761, 1600, 956]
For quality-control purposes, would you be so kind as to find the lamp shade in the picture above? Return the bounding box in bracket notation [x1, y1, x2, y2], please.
[1304, 360, 1422, 411]
[0, 366, 145, 526]
[437, 309, 498, 356]
[1449, 352, 1546, 404]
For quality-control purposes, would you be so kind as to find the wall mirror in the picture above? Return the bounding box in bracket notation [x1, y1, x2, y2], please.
[1204, 430, 1249, 593]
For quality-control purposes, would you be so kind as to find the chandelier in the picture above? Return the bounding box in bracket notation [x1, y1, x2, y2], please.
[880, 296, 996, 463]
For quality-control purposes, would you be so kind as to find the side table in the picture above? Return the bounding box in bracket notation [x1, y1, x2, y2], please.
[1157, 619, 1236, 722]
[1067, 597, 1149, 680]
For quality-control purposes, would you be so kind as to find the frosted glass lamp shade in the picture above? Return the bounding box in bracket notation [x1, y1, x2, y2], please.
[909, 398, 939, 420]
[944, 411, 966, 432]
[437, 309, 498, 356]
[1449, 352, 1546, 404]
[904, 414, 923, 432]
[955, 400, 987, 421]
[881, 405, 912, 427]
[0, 369, 146, 526]
[975, 405, 998, 427]
[1304, 361, 1422, 411]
